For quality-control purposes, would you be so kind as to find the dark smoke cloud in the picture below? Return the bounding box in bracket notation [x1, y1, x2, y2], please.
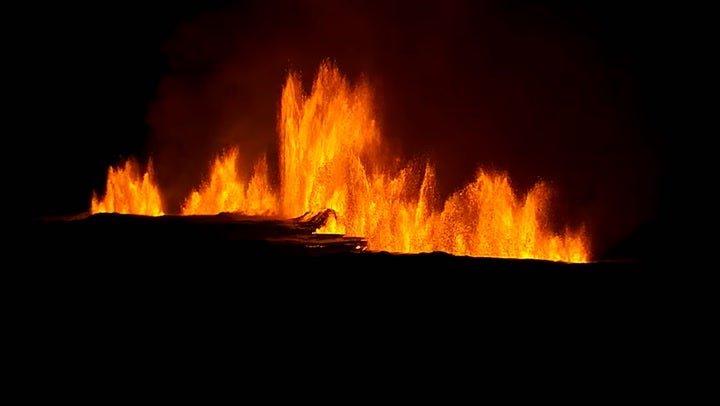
[146, 0, 660, 258]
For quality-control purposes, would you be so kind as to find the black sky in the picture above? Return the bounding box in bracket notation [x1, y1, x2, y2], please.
[15, 0, 704, 259]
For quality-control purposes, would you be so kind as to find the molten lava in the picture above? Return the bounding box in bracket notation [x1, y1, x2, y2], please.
[181, 147, 278, 216]
[91, 60, 590, 262]
[278, 62, 588, 262]
[90, 158, 164, 216]
[279, 63, 381, 219]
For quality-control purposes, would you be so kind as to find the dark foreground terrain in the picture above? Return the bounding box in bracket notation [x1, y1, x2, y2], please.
[4, 213, 716, 403]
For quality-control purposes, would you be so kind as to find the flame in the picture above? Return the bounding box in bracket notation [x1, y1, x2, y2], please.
[91, 59, 590, 262]
[90, 158, 164, 216]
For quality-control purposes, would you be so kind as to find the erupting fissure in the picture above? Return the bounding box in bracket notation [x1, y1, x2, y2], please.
[91, 60, 590, 262]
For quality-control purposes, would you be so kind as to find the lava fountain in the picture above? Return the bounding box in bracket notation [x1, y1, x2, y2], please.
[90, 157, 164, 216]
[90, 60, 590, 262]
[278, 60, 588, 262]
[181, 147, 278, 216]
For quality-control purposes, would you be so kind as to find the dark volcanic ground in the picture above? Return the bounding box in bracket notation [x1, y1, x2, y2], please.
[4, 214, 716, 403]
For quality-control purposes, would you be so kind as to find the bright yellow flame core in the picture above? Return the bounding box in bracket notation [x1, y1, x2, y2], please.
[90, 60, 590, 262]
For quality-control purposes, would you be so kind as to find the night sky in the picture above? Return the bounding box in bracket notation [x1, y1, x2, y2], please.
[16, 0, 701, 259]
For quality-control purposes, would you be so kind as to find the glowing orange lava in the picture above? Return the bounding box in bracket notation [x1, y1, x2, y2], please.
[90, 158, 164, 216]
[181, 147, 278, 216]
[278, 61, 588, 262]
[91, 60, 590, 262]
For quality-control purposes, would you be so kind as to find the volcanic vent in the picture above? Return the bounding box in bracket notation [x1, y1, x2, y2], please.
[89, 60, 590, 263]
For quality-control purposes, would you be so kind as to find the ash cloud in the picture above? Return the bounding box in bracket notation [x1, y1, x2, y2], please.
[146, 0, 660, 258]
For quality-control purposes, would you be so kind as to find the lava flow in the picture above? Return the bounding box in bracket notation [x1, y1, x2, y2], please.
[90, 60, 590, 262]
